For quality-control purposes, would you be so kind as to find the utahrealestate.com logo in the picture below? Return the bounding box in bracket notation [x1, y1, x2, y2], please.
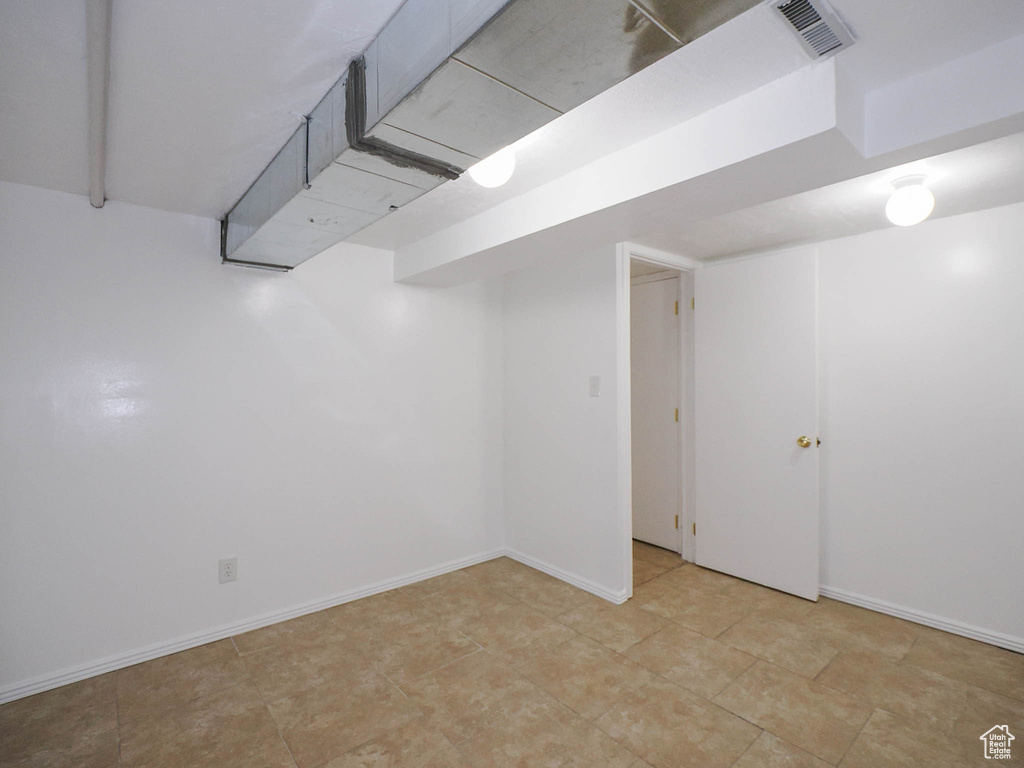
[980, 725, 1015, 760]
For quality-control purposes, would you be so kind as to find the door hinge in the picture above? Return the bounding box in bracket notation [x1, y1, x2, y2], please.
[674, 408, 679, 422]
[693, 522, 696, 535]
[691, 297, 695, 310]
[674, 300, 678, 315]
[675, 515, 679, 529]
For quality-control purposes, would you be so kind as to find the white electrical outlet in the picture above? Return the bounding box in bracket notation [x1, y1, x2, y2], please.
[218, 557, 237, 584]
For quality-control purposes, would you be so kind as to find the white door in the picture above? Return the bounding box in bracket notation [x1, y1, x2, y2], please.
[631, 276, 681, 551]
[694, 248, 819, 600]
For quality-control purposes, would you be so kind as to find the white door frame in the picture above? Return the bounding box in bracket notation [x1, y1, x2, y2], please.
[616, 242, 702, 598]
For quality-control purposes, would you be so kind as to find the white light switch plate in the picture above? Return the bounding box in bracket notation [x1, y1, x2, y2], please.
[589, 376, 601, 397]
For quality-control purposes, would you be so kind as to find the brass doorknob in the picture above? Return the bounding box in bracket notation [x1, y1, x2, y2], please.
[796, 436, 812, 448]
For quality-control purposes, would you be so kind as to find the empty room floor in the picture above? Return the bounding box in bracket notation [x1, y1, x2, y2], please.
[3, 544, 1022, 768]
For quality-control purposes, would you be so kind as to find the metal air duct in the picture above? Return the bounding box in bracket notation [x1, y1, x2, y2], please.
[222, 0, 761, 270]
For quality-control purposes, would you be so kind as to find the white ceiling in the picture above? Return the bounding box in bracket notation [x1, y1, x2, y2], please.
[352, 4, 810, 250]
[0, 0, 405, 217]
[827, 0, 1024, 91]
[1, 0, 1024, 233]
[351, 0, 1024, 251]
[634, 131, 1024, 260]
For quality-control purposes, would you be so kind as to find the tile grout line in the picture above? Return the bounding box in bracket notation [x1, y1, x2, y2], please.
[417, 567, 651, 760]
[722, 727, 765, 768]
[231, 636, 301, 768]
[832, 705, 880, 766]
[401, 645, 486, 688]
[443, 727, 479, 767]
[114, 671, 124, 768]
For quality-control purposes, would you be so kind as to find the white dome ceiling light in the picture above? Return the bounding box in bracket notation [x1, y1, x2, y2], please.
[885, 175, 935, 227]
[468, 146, 516, 188]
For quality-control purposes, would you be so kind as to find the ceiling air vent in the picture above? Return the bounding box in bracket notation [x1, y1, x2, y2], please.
[772, 0, 854, 60]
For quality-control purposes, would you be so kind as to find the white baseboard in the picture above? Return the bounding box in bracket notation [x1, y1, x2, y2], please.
[0, 548, 505, 706]
[819, 585, 1024, 654]
[503, 548, 629, 605]
[20, 554, 1015, 707]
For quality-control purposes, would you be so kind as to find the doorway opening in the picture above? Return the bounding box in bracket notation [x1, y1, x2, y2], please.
[625, 248, 696, 594]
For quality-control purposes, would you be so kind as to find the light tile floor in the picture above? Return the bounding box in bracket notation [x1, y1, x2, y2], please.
[2, 541, 1022, 767]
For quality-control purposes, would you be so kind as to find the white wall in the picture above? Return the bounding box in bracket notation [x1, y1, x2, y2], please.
[500, 201, 1024, 647]
[0, 181, 504, 697]
[4, 177, 1021, 699]
[502, 247, 630, 600]
[818, 201, 1024, 643]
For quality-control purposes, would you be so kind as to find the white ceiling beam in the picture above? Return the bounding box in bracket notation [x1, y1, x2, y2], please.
[86, 0, 112, 208]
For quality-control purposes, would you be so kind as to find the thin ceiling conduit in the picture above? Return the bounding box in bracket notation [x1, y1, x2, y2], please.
[86, 0, 112, 209]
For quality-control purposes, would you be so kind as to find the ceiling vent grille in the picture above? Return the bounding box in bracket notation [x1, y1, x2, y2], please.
[772, 0, 853, 59]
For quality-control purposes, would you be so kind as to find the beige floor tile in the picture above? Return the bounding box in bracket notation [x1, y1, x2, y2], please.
[556, 594, 669, 652]
[501, 569, 590, 618]
[319, 717, 471, 768]
[815, 651, 967, 731]
[459, 603, 576, 664]
[326, 591, 436, 641]
[266, 667, 421, 768]
[399, 651, 550, 744]
[714, 661, 872, 764]
[732, 732, 831, 768]
[741, 586, 818, 623]
[839, 709, 965, 768]
[0, 674, 118, 768]
[3, 729, 119, 768]
[233, 609, 345, 656]
[641, 583, 755, 638]
[632, 541, 684, 570]
[463, 557, 588, 617]
[655, 563, 739, 593]
[805, 599, 921, 660]
[458, 690, 637, 768]
[514, 635, 655, 721]
[120, 681, 293, 768]
[358, 619, 480, 685]
[639, 565, 814, 624]
[718, 614, 842, 678]
[241, 632, 368, 704]
[461, 556, 528, 585]
[949, 684, 1024, 759]
[625, 624, 757, 698]
[903, 627, 1024, 700]
[418, 579, 522, 629]
[396, 569, 478, 601]
[630, 574, 680, 606]
[116, 639, 250, 723]
[596, 674, 761, 768]
[18, 562, 1020, 768]
[633, 559, 669, 586]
